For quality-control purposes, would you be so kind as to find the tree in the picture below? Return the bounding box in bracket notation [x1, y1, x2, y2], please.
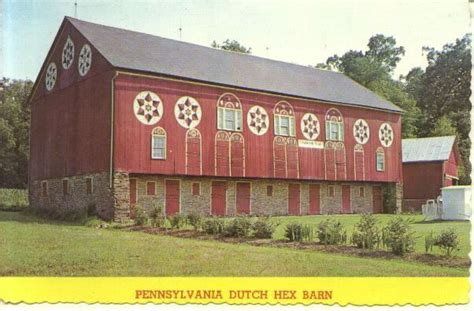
[0, 78, 33, 188]
[316, 34, 419, 138]
[404, 34, 471, 184]
[211, 39, 251, 54]
[430, 116, 457, 137]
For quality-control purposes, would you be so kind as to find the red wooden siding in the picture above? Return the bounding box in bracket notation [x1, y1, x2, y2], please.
[236, 182, 251, 215]
[342, 185, 351, 213]
[288, 184, 300, 215]
[286, 138, 299, 178]
[372, 186, 383, 213]
[309, 184, 321, 215]
[325, 142, 336, 180]
[186, 129, 202, 175]
[230, 133, 245, 176]
[215, 132, 230, 176]
[273, 137, 286, 178]
[165, 180, 180, 215]
[211, 181, 226, 215]
[403, 162, 443, 201]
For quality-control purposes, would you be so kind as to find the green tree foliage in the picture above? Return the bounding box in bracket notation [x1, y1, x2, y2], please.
[403, 35, 471, 183]
[211, 39, 252, 54]
[317, 34, 420, 138]
[0, 78, 33, 188]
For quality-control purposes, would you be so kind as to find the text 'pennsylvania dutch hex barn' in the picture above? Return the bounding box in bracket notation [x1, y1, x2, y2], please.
[29, 17, 403, 220]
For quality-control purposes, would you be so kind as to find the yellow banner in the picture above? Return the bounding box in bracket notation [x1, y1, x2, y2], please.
[0, 277, 469, 305]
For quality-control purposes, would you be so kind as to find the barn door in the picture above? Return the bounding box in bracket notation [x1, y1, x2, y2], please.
[373, 186, 383, 213]
[236, 182, 251, 215]
[165, 180, 180, 215]
[211, 181, 227, 216]
[309, 184, 321, 215]
[129, 179, 137, 219]
[342, 185, 351, 213]
[288, 184, 300, 215]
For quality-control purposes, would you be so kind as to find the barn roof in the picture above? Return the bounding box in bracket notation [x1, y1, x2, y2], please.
[67, 17, 402, 113]
[402, 136, 456, 163]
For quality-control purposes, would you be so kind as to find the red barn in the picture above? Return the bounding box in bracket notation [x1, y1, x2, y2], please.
[28, 17, 403, 220]
[402, 136, 461, 212]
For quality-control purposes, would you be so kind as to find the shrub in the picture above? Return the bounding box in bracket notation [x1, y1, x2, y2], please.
[149, 204, 166, 228]
[223, 217, 254, 238]
[424, 231, 435, 253]
[169, 214, 186, 229]
[134, 206, 148, 226]
[187, 211, 203, 231]
[301, 224, 316, 242]
[63, 207, 87, 222]
[83, 216, 103, 228]
[202, 217, 225, 235]
[252, 216, 277, 239]
[0, 189, 29, 210]
[317, 219, 347, 245]
[382, 217, 416, 255]
[285, 223, 303, 242]
[351, 214, 381, 249]
[434, 228, 460, 257]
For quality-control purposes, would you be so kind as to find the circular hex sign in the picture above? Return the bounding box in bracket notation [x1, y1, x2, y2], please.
[174, 96, 202, 129]
[353, 119, 370, 144]
[247, 105, 269, 135]
[45, 62, 57, 91]
[133, 91, 164, 125]
[78, 44, 92, 76]
[379, 122, 394, 147]
[62, 36, 75, 70]
[301, 113, 320, 140]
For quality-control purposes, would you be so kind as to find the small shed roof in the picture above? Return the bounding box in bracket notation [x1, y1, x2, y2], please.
[402, 136, 456, 163]
[66, 17, 402, 113]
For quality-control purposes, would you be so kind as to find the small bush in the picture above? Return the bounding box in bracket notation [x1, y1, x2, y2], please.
[252, 216, 277, 239]
[301, 224, 316, 242]
[285, 223, 303, 242]
[424, 231, 435, 253]
[149, 204, 166, 228]
[223, 217, 254, 238]
[187, 211, 203, 231]
[134, 206, 148, 226]
[351, 214, 381, 249]
[83, 216, 103, 228]
[169, 214, 186, 229]
[382, 217, 416, 255]
[63, 207, 87, 222]
[317, 219, 347, 245]
[434, 228, 460, 257]
[203, 217, 225, 235]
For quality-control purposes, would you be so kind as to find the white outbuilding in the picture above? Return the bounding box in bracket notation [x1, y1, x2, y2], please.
[440, 186, 472, 220]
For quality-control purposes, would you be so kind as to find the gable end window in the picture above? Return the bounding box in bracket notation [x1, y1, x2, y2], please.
[151, 127, 166, 159]
[376, 148, 385, 172]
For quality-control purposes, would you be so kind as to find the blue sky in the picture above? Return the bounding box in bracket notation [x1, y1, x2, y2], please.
[1, 0, 470, 81]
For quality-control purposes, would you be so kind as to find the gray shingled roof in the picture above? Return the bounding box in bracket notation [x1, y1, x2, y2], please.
[402, 136, 456, 163]
[68, 17, 402, 113]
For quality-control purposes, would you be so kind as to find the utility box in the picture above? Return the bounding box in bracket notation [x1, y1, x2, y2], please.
[441, 186, 472, 220]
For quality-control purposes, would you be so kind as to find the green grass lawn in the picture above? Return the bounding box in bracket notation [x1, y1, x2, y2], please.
[272, 214, 471, 258]
[0, 211, 469, 277]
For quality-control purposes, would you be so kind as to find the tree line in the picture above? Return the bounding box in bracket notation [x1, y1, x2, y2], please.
[0, 35, 470, 188]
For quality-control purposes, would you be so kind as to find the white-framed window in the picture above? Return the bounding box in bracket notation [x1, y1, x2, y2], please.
[274, 114, 295, 136]
[325, 108, 344, 141]
[376, 148, 385, 172]
[217, 107, 242, 131]
[151, 127, 166, 159]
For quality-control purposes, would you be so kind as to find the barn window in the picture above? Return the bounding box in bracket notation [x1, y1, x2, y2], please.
[85, 177, 93, 194]
[274, 101, 295, 137]
[217, 93, 242, 131]
[359, 187, 365, 197]
[41, 181, 48, 197]
[192, 183, 201, 196]
[325, 108, 344, 141]
[147, 182, 156, 195]
[328, 185, 335, 197]
[151, 127, 166, 159]
[267, 185, 273, 196]
[376, 147, 385, 172]
[62, 179, 70, 195]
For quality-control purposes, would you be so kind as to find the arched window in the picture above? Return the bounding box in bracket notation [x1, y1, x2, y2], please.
[376, 147, 385, 172]
[151, 127, 166, 159]
[217, 93, 242, 131]
[274, 101, 295, 137]
[354, 144, 365, 180]
[325, 108, 344, 141]
[186, 128, 202, 175]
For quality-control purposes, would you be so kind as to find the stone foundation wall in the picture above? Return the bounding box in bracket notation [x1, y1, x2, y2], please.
[29, 172, 114, 220]
[382, 182, 403, 214]
[129, 176, 377, 217]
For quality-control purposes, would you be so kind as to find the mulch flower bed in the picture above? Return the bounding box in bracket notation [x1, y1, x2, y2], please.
[125, 225, 471, 269]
